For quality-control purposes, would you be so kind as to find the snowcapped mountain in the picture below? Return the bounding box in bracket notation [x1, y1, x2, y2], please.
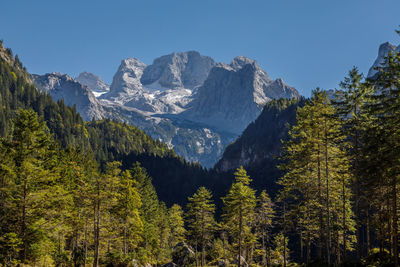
[33, 51, 300, 167]
[368, 42, 400, 78]
[75, 72, 110, 97]
[32, 72, 106, 121]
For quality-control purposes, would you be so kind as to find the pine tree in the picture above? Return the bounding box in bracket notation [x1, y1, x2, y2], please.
[366, 49, 400, 266]
[271, 232, 290, 266]
[91, 161, 121, 267]
[113, 169, 143, 256]
[254, 190, 275, 266]
[168, 204, 186, 248]
[222, 166, 256, 267]
[9, 109, 56, 263]
[186, 187, 216, 267]
[279, 90, 355, 265]
[132, 162, 163, 264]
[334, 66, 373, 258]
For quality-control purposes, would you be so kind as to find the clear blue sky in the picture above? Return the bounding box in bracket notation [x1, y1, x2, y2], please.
[1, 0, 399, 96]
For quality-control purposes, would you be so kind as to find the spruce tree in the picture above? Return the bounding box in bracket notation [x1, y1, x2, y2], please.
[334, 67, 373, 258]
[168, 204, 186, 248]
[279, 90, 355, 265]
[222, 166, 256, 267]
[186, 186, 216, 267]
[113, 169, 143, 256]
[367, 49, 400, 266]
[254, 190, 275, 266]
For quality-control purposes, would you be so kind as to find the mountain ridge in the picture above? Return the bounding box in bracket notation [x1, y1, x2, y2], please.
[32, 50, 300, 167]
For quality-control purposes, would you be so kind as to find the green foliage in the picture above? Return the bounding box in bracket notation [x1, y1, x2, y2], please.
[2, 35, 400, 267]
[255, 190, 275, 266]
[85, 119, 176, 165]
[186, 186, 216, 266]
[0, 108, 180, 266]
[271, 232, 290, 266]
[0, 42, 88, 147]
[168, 204, 186, 247]
[279, 90, 355, 265]
[222, 166, 256, 265]
[215, 98, 305, 200]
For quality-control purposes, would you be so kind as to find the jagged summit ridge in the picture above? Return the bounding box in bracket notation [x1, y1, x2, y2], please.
[32, 51, 299, 167]
[76, 72, 110, 95]
[230, 56, 263, 72]
[141, 51, 216, 89]
[368, 42, 400, 78]
[106, 58, 147, 98]
[183, 56, 300, 134]
[32, 72, 105, 121]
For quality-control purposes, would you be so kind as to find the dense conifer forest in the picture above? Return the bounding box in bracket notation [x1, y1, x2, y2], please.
[1, 32, 400, 267]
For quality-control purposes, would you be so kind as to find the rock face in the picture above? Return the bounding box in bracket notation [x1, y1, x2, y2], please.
[105, 58, 147, 99]
[32, 73, 105, 121]
[368, 42, 400, 78]
[75, 72, 109, 96]
[35, 51, 299, 167]
[184, 56, 300, 134]
[141, 51, 216, 89]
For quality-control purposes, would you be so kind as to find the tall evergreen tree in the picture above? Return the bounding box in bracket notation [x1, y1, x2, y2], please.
[366, 49, 400, 266]
[222, 166, 256, 267]
[186, 187, 216, 266]
[254, 190, 275, 266]
[168, 204, 186, 248]
[186, 187, 216, 267]
[279, 90, 355, 265]
[113, 169, 143, 256]
[334, 67, 373, 259]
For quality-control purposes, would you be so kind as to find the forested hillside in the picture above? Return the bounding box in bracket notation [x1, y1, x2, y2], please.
[2, 37, 400, 267]
[0, 41, 215, 207]
[0, 41, 88, 148]
[214, 98, 305, 197]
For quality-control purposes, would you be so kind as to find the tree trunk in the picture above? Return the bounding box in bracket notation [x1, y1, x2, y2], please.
[262, 235, 266, 266]
[283, 202, 287, 267]
[300, 232, 303, 263]
[354, 116, 362, 261]
[93, 182, 100, 267]
[324, 118, 331, 266]
[195, 240, 199, 267]
[22, 179, 27, 262]
[201, 240, 205, 267]
[84, 219, 88, 267]
[366, 207, 370, 255]
[238, 206, 242, 267]
[283, 234, 287, 267]
[123, 225, 127, 255]
[307, 232, 311, 265]
[317, 140, 323, 260]
[343, 175, 347, 261]
[393, 175, 398, 266]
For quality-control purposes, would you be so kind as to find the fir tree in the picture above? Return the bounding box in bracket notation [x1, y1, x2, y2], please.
[186, 187, 216, 267]
[222, 166, 256, 267]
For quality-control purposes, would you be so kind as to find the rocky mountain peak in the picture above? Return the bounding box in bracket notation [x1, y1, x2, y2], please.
[106, 58, 147, 97]
[368, 42, 400, 78]
[32, 72, 105, 121]
[32, 51, 300, 167]
[76, 72, 110, 93]
[230, 56, 259, 70]
[141, 51, 216, 89]
[183, 56, 299, 134]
